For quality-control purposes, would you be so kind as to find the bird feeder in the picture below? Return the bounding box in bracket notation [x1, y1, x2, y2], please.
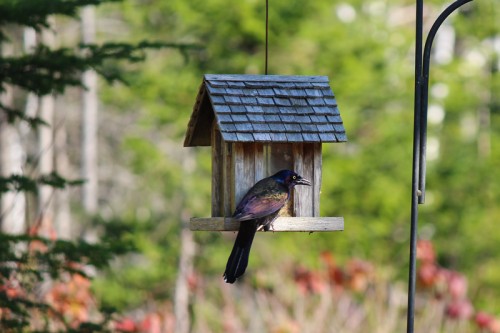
[184, 74, 346, 232]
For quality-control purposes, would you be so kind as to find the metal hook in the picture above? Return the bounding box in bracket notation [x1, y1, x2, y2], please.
[418, 0, 474, 204]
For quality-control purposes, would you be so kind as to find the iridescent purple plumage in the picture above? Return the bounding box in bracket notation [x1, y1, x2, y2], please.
[224, 170, 311, 283]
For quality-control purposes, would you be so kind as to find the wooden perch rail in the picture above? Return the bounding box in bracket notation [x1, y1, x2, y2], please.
[189, 217, 344, 232]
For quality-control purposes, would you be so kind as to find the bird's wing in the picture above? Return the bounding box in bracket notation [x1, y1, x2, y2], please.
[232, 191, 288, 221]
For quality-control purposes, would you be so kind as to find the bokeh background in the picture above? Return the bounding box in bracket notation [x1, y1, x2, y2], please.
[1, 0, 499, 332]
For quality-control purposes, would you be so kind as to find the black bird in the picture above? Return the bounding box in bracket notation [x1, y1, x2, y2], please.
[223, 169, 311, 284]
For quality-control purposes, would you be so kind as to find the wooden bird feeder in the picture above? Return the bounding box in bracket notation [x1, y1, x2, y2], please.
[184, 74, 346, 232]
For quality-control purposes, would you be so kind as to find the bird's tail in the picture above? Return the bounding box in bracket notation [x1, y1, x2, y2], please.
[223, 220, 258, 283]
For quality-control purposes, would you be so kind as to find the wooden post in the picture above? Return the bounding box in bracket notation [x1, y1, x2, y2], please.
[211, 123, 222, 216]
[222, 142, 233, 217]
[301, 143, 314, 216]
[254, 143, 265, 183]
[313, 143, 322, 217]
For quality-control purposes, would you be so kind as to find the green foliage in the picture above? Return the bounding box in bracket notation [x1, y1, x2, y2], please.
[0, 0, 194, 330]
[0, 0, 120, 41]
[0, 231, 134, 331]
[0, 172, 85, 194]
[96, 0, 499, 319]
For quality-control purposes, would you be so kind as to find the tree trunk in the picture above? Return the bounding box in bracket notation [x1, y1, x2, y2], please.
[81, 6, 99, 215]
[54, 105, 72, 239]
[174, 221, 196, 333]
[0, 33, 26, 234]
[37, 25, 56, 237]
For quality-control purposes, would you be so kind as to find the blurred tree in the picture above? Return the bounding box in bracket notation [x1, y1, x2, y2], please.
[0, 0, 191, 330]
[96, 0, 499, 318]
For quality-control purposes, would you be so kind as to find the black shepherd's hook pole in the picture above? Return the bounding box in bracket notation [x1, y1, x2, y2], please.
[407, 0, 473, 332]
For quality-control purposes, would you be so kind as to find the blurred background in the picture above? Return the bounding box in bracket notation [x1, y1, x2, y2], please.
[1, 0, 499, 332]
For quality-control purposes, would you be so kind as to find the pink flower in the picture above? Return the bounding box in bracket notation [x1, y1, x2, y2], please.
[447, 272, 468, 300]
[475, 312, 494, 329]
[445, 299, 474, 320]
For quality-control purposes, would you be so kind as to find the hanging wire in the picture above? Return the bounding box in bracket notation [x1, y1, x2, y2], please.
[265, 0, 269, 75]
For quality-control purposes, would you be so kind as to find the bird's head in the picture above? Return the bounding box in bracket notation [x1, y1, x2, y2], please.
[271, 170, 311, 188]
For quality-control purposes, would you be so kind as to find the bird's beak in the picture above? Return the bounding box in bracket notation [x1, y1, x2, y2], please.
[296, 177, 311, 186]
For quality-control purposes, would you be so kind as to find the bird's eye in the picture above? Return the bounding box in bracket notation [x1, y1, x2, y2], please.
[292, 175, 297, 180]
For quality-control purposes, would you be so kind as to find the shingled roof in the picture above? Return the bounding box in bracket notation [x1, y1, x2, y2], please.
[184, 74, 347, 147]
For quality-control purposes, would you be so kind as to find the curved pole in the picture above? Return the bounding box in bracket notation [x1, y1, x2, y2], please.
[418, 0, 474, 203]
[407, 1, 473, 332]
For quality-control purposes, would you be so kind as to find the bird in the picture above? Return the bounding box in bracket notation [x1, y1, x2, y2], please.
[223, 169, 311, 284]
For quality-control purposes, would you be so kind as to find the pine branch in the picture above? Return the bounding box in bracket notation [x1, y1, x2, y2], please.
[0, 42, 201, 95]
[0, 102, 48, 127]
[0, 172, 85, 194]
[0, 0, 121, 41]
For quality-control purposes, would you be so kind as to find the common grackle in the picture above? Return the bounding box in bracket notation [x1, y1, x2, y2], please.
[223, 169, 311, 284]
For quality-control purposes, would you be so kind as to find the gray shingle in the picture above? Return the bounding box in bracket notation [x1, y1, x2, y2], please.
[213, 104, 231, 113]
[241, 97, 258, 104]
[247, 114, 266, 122]
[236, 133, 254, 141]
[246, 89, 259, 96]
[284, 123, 302, 132]
[234, 123, 253, 131]
[268, 123, 286, 132]
[222, 132, 238, 141]
[321, 89, 335, 97]
[330, 107, 340, 116]
[217, 114, 232, 122]
[312, 106, 332, 114]
[288, 89, 306, 97]
[224, 96, 241, 104]
[253, 132, 272, 141]
[286, 132, 304, 141]
[300, 123, 318, 132]
[290, 98, 308, 106]
[308, 98, 325, 106]
[252, 123, 271, 132]
[317, 123, 335, 132]
[310, 82, 330, 88]
[295, 115, 312, 123]
[333, 124, 345, 132]
[274, 98, 292, 106]
[310, 115, 328, 123]
[263, 114, 281, 122]
[262, 106, 280, 114]
[230, 105, 247, 113]
[327, 115, 343, 123]
[185, 74, 346, 145]
[258, 89, 275, 96]
[294, 82, 312, 88]
[245, 81, 267, 88]
[206, 85, 225, 94]
[269, 132, 288, 141]
[335, 132, 347, 141]
[231, 114, 248, 122]
[279, 106, 297, 114]
[273, 88, 289, 97]
[302, 132, 321, 141]
[319, 132, 337, 142]
[209, 81, 227, 88]
[219, 123, 236, 132]
[227, 81, 245, 88]
[295, 106, 314, 114]
[245, 105, 263, 113]
[324, 98, 337, 106]
[279, 115, 296, 122]
[211, 96, 225, 104]
[256, 97, 275, 105]
[225, 88, 244, 95]
[305, 89, 323, 97]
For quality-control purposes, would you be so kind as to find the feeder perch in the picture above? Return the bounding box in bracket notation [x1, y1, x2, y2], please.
[184, 74, 346, 232]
